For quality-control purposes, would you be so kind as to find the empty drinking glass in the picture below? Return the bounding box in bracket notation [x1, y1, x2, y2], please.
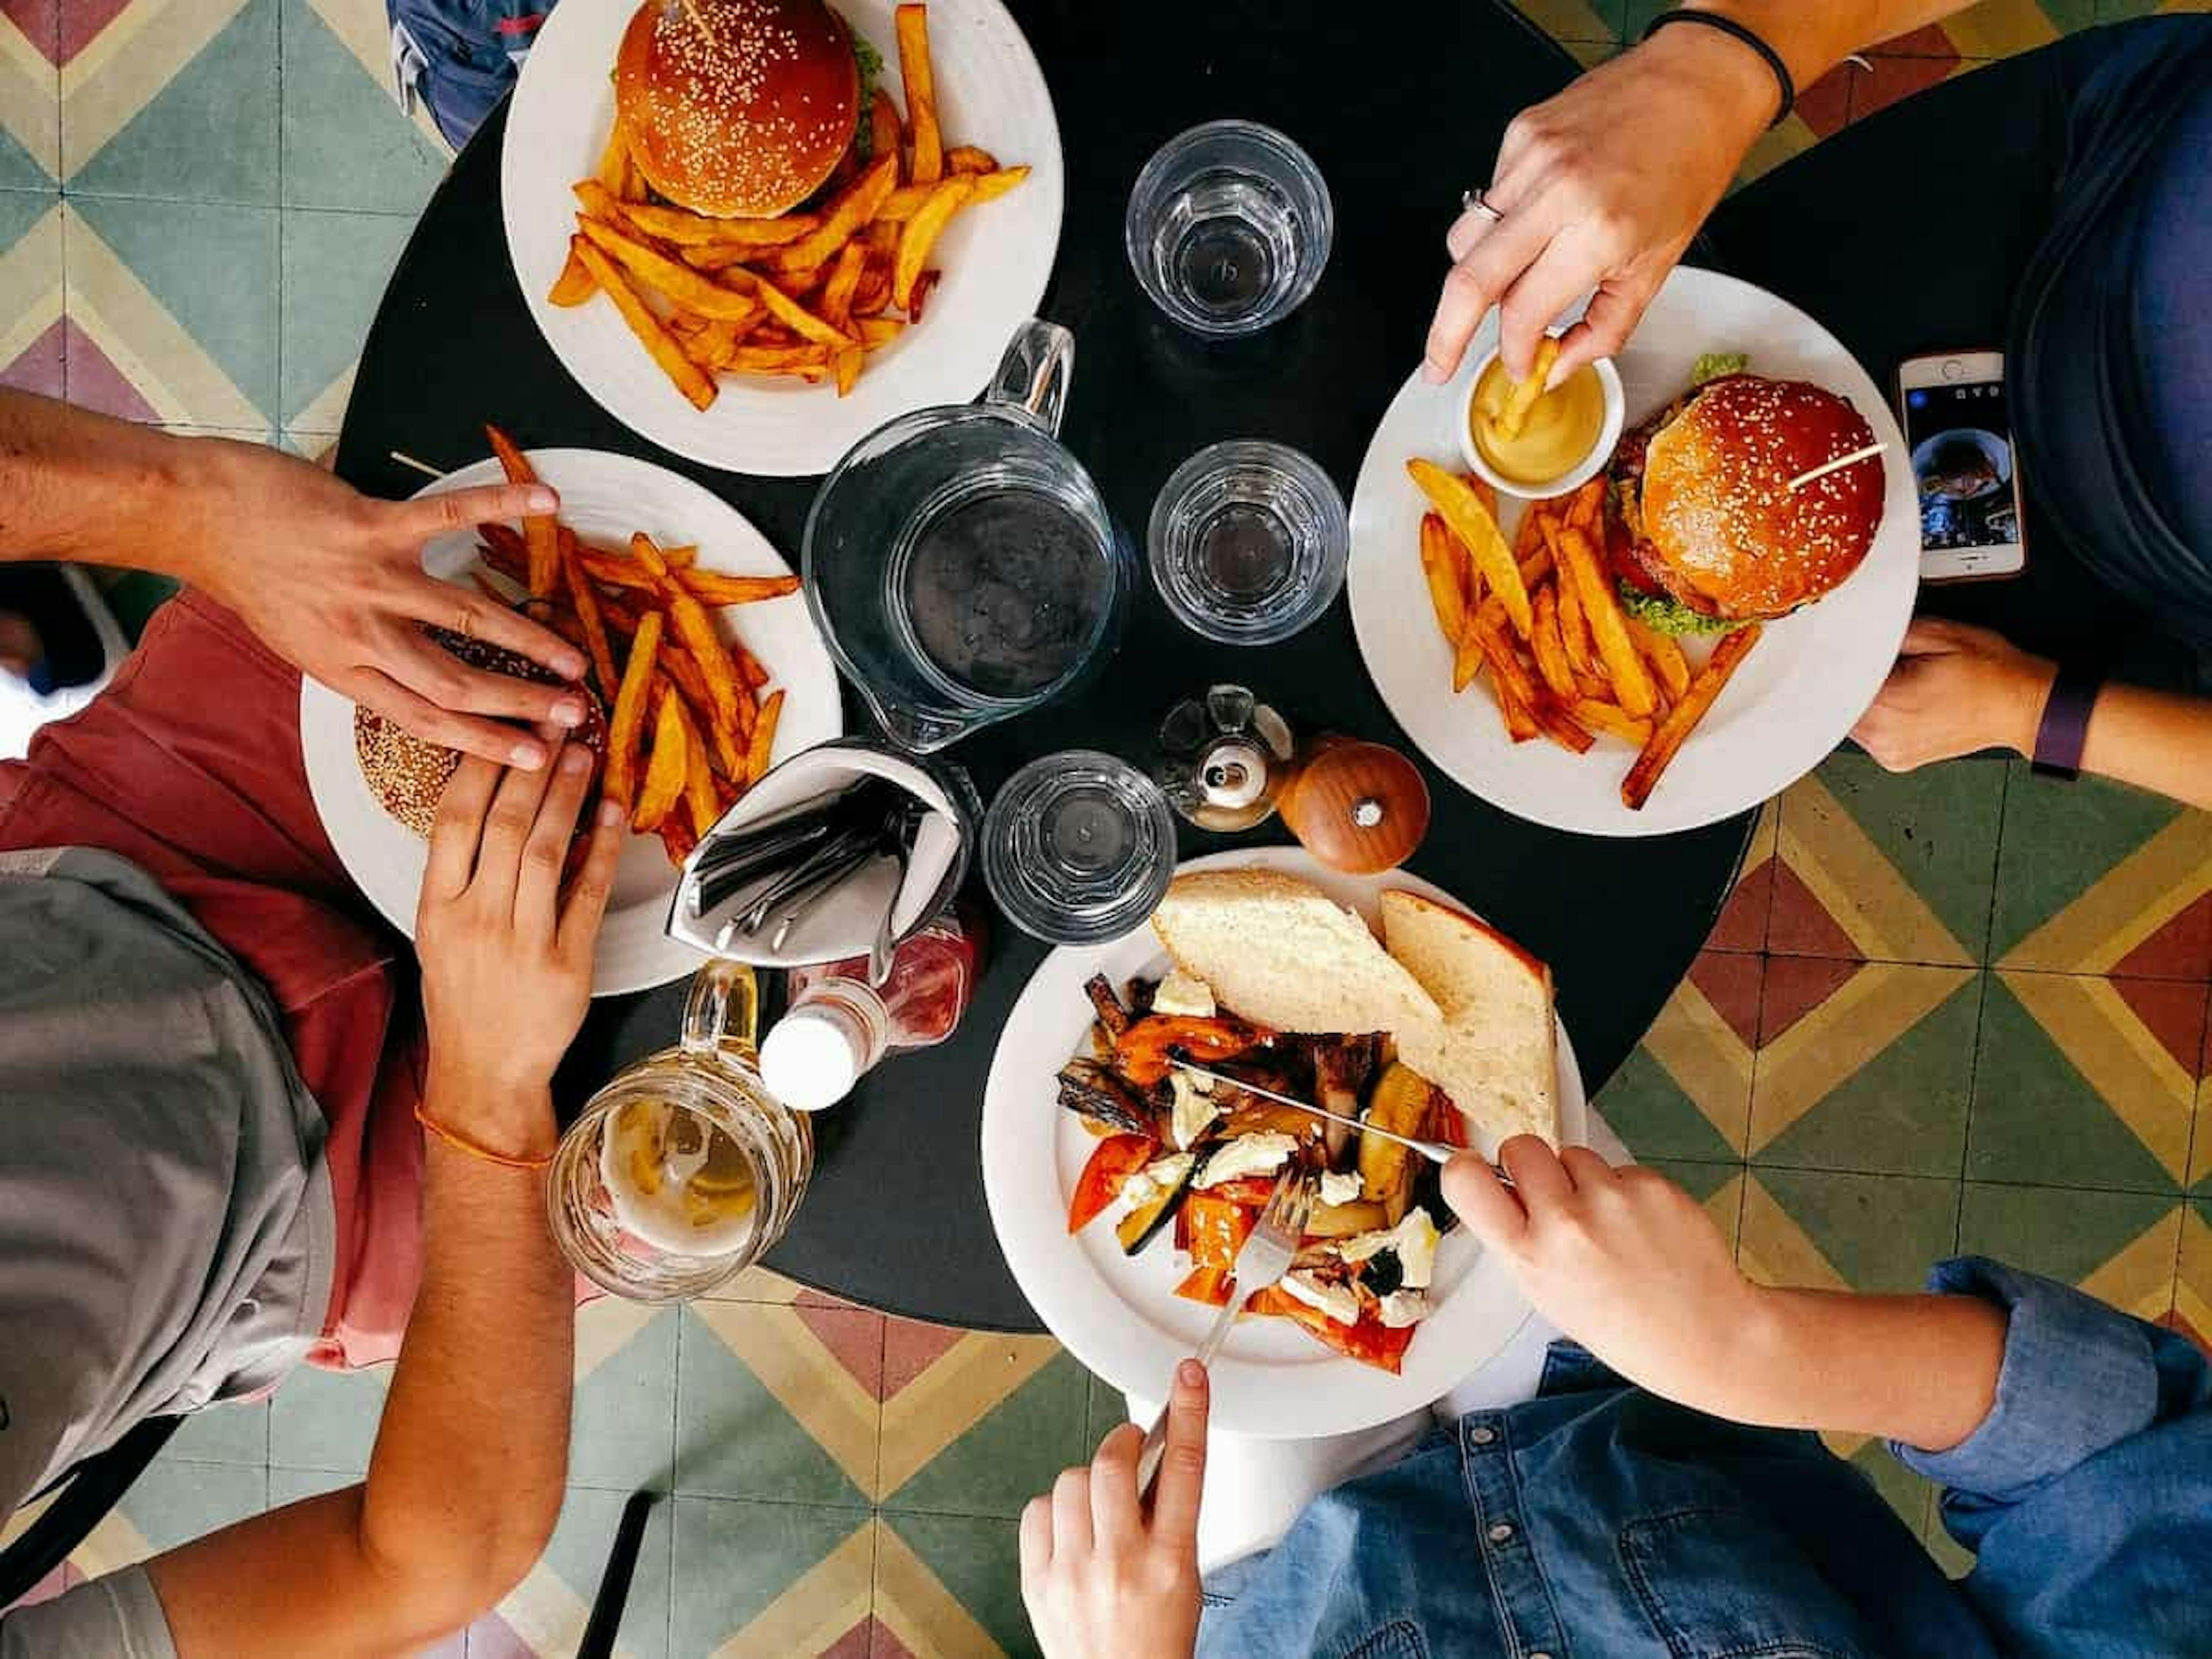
[1125, 120, 1333, 338]
[1148, 440, 1350, 644]
[982, 751, 1179, 945]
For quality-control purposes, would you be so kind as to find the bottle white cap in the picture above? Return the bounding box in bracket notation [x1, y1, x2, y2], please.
[760, 1005, 868, 1112]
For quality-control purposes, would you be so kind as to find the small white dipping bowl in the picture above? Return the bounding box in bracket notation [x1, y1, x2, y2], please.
[1457, 346, 1626, 501]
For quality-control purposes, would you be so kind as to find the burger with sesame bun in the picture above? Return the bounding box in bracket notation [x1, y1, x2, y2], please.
[1605, 362, 1885, 637]
[615, 0, 880, 220]
[354, 630, 608, 836]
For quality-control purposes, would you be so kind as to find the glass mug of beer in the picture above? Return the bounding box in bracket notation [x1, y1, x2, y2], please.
[547, 960, 811, 1301]
[802, 318, 1134, 753]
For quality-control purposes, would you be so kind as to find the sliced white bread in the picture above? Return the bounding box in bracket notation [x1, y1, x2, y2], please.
[1149, 869, 1442, 1039]
[1380, 889, 1560, 1147]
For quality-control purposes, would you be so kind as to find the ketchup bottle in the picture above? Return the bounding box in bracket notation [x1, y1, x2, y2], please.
[759, 908, 982, 1112]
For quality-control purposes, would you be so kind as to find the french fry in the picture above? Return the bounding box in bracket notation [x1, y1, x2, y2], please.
[1511, 503, 1549, 563]
[728, 343, 833, 375]
[894, 176, 975, 310]
[1530, 586, 1577, 700]
[1626, 616, 1692, 700]
[1574, 698, 1654, 745]
[1471, 619, 1545, 730]
[1453, 631, 1485, 696]
[475, 520, 528, 585]
[820, 240, 867, 331]
[604, 609, 664, 810]
[1622, 624, 1762, 810]
[637, 532, 747, 743]
[570, 238, 717, 411]
[851, 253, 893, 316]
[1554, 524, 1656, 717]
[948, 144, 997, 175]
[559, 528, 620, 697]
[1493, 337, 1561, 442]
[548, 249, 595, 306]
[633, 685, 689, 833]
[1571, 668, 1612, 702]
[662, 646, 749, 768]
[1492, 665, 1539, 744]
[963, 165, 1029, 208]
[856, 316, 905, 348]
[575, 215, 762, 323]
[1408, 458, 1530, 638]
[730, 638, 771, 691]
[593, 120, 630, 194]
[896, 4, 941, 184]
[736, 272, 857, 349]
[671, 696, 721, 839]
[1564, 475, 1605, 531]
[744, 688, 785, 784]
[1556, 562, 1594, 674]
[868, 88, 902, 170]
[484, 424, 558, 598]
[1475, 547, 1554, 632]
[657, 815, 699, 869]
[642, 206, 817, 249]
[771, 153, 899, 274]
[1418, 511, 1468, 649]
[1534, 698, 1595, 754]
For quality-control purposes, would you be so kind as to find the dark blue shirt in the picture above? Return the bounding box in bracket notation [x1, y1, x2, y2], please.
[1198, 1260, 2212, 1658]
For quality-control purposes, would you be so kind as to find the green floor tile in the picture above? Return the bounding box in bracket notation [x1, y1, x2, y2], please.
[883, 1510, 1038, 1659]
[881, 1350, 1091, 1519]
[117, 1458, 266, 1552]
[0, 113, 53, 191]
[0, 185, 53, 252]
[1957, 1183, 2179, 1287]
[66, 0, 276, 204]
[1084, 1371, 1130, 1453]
[1849, 1439, 1934, 1539]
[538, 1487, 673, 1659]
[279, 207, 414, 426]
[1599, 1043, 1743, 1164]
[267, 1465, 353, 1509]
[67, 194, 279, 425]
[669, 1497, 871, 1657]
[1800, 751, 2005, 962]
[1989, 764, 2196, 965]
[160, 1396, 269, 1466]
[1925, 1513, 1978, 1581]
[1755, 969, 1980, 1178]
[673, 1306, 872, 1508]
[1968, 975, 2183, 1192]
[281, 0, 448, 214]
[1644, 1156, 1743, 1204]
[268, 1363, 388, 1475]
[1750, 1168, 1961, 1293]
[569, 1306, 679, 1493]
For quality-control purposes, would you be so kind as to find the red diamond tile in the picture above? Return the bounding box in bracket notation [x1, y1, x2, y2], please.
[55, 0, 130, 66]
[1795, 62, 1854, 138]
[793, 1301, 886, 1398]
[1, 317, 64, 399]
[1855, 46, 1967, 122]
[881, 1316, 966, 1401]
[868, 1615, 921, 1659]
[1767, 859, 1862, 961]
[2108, 977, 2212, 1081]
[3, 1559, 82, 1615]
[823, 1618, 876, 1659]
[1759, 955, 1863, 1047]
[62, 317, 160, 423]
[1688, 950, 1764, 1051]
[1706, 854, 1772, 952]
[2112, 892, 2212, 983]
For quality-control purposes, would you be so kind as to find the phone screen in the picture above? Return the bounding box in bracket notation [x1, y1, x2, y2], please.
[1903, 378, 2019, 551]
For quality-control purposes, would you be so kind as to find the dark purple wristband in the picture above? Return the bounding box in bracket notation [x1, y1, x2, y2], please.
[2031, 662, 2103, 779]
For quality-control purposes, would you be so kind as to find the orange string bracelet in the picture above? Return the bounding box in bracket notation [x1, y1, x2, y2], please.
[415, 1100, 556, 1171]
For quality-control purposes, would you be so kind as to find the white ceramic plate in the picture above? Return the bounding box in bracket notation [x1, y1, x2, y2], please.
[1347, 266, 1919, 838]
[300, 448, 844, 996]
[980, 846, 1589, 1440]
[501, 0, 1065, 476]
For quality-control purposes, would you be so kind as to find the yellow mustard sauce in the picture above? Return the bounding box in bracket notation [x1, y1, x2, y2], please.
[1470, 359, 1606, 486]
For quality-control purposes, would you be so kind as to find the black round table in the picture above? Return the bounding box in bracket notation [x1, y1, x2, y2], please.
[337, 0, 1752, 1331]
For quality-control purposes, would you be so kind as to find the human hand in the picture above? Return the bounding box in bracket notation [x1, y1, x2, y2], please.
[174, 437, 591, 767]
[1444, 1138, 1770, 1414]
[1852, 617, 2054, 772]
[1422, 26, 1776, 387]
[416, 744, 623, 1155]
[1020, 1359, 1207, 1659]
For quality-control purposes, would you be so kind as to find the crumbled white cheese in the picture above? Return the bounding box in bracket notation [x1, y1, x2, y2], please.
[1119, 1152, 1195, 1212]
[1151, 971, 1216, 1018]
[1338, 1211, 1441, 1290]
[1279, 1270, 1361, 1327]
[1317, 1169, 1365, 1208]
[1377, 1289, 1431, 1328]
[1169, 1073, 1220, 1151]
[1192, 1131, 1299, 1188]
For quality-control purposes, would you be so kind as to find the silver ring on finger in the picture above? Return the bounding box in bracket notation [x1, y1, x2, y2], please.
[1461, 187, 1505, 224]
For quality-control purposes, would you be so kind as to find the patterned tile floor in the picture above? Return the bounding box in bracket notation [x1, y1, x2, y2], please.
[6, 0, 2212, 1653]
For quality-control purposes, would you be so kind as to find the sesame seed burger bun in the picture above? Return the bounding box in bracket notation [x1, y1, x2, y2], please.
[1635, 374, 1883, 622]
[354, 631, 607, 838]
[615, 0, 861, 219]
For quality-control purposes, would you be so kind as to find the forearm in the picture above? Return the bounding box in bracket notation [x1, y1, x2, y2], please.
[1711, 1286, 2008, 1451]
[1685, 2, 1974, 93]
[0, 391, 234, 578]
[2076, 683, 2212, 813]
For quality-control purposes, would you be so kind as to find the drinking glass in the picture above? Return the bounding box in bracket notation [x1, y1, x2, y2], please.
[1125, 120, 1334, 338]
[804, 320, 1134, 753]
[547, 961, 812, 1300]
[982, 751, 1179, 945]
[1147, 440, 1349, 644]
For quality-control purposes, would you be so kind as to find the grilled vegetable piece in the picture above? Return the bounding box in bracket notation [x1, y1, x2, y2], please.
[1301, 1198, 1391, 1238]
[1314, 1033, 1381, 1163]
[1067, 1133, 1154, 1233]
[1115, 1153, 1197, 1255]
[1084, 973, 1133, 1039]
[1115, 1013, 1268, 1087]
[1361, 1062, 1437, 1224]
[1056, 1059, 1160, 1138]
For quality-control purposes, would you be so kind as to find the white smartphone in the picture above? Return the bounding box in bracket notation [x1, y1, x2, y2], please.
[1896, 350, 2027, 583]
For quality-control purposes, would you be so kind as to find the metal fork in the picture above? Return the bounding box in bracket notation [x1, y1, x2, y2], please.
[1134, 1165, 1316, 1501]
